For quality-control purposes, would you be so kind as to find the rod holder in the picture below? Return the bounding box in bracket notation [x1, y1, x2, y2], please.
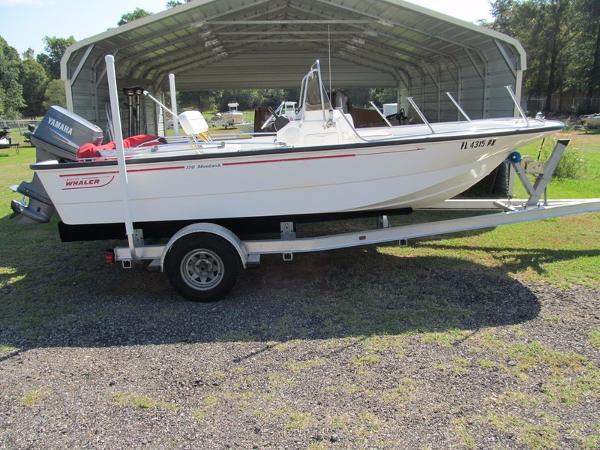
[445, 92, 471, 121]
[505, 85, 529, 126]
[407, 97, 435, 134]
[369, 101, 393, 128]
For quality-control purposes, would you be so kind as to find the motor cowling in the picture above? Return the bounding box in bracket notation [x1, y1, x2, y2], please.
[32, 106, 104, 161]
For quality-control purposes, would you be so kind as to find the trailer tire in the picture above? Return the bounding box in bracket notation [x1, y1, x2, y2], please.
[164, 233, 241, 302]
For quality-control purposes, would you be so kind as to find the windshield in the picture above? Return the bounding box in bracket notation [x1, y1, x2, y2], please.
[299, 62, 332, 113]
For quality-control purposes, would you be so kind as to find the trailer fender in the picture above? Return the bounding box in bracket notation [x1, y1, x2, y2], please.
[160, 223, 248, 271]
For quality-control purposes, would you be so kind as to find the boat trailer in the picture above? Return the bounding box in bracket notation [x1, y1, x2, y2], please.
[111, 136, 600, 301]
[98, 56, 600, 301]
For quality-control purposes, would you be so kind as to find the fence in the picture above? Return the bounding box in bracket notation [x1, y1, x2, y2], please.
[526, 95, 600, 115]
[0, 119, 42, 130]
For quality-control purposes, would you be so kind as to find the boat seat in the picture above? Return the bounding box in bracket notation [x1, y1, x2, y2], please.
[77, 134, 163, 159]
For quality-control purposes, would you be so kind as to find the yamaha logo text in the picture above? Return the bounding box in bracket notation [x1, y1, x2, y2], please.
[48, 117, 74, 136]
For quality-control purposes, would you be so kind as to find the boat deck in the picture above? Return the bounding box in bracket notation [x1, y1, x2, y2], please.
[80, 117, 562, 163]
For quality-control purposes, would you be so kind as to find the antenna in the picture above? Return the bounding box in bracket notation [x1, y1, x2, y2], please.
[328, 25, 333, 99]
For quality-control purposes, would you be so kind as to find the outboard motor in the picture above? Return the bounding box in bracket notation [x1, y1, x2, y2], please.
[30, 106, 103, 162]
[11, 106, 104, 224]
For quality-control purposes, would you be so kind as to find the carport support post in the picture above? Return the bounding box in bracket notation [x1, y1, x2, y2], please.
[397, 80, 409, 116]
[169, 74, 179, 135]
[105, 55, 137, 260]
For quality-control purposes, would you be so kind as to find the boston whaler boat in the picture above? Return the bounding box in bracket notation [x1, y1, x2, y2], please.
[17, 61, 564, 226]
[10, 57, 600, 301]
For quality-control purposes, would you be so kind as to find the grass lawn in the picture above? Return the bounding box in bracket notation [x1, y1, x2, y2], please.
[513, 131, 600, 198]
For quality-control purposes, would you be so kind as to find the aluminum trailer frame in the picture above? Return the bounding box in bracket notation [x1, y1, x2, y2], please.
[113, 198, 600, 269]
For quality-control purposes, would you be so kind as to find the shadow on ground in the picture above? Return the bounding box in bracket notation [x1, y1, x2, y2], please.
[418, 242, 600, 276]
[1, 212, 598, 355]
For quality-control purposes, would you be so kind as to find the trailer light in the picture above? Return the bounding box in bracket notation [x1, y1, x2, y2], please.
[104, 249, 115, 264]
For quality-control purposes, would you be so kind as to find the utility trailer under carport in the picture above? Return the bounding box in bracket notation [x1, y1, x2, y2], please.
[61, 0, 527, 138]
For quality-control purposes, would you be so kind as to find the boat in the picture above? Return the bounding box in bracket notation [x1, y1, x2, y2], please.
[0, 127, 11, 149]
[223, 102, 244, 128]
[582, 113, 600, 129]
[211, 102, 244, 129]
[12, 61, 564, 236]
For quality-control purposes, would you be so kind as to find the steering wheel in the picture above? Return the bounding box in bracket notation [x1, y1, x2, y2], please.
[261, 106, 280, 130]
[386, 108, 407, 123]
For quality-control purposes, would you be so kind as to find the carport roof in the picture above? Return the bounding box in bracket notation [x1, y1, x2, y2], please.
[61, 0, 526, 91]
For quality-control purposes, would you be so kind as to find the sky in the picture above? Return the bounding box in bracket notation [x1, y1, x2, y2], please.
[0, 0, 494, 56]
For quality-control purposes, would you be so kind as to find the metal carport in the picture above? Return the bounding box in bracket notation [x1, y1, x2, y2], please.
[61, 0, 526, 136]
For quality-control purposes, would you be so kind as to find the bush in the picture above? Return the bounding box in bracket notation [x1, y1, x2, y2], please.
[43, 79, 66, 110]
[546, 147, 586, 179]
[533, 139, 586, 180]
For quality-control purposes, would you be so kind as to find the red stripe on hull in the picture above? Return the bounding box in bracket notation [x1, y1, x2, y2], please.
[60, 170, 118, 177]
[60, 166, 184, 177]
[223, 153, 355, 166]
[127, 166, 185, 173]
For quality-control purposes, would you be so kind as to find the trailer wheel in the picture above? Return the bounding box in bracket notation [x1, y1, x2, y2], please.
[164, 234, 241, 302]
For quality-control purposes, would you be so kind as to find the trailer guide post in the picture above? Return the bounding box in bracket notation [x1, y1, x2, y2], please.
[106, 55, 137, 261]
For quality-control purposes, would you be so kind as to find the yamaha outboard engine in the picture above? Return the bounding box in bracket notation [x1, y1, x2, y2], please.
[30, 106, 103, 162]
[11, 106, 104, 224]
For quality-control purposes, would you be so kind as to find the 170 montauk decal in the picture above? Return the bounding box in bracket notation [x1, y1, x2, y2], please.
[460, 139, 497, 150]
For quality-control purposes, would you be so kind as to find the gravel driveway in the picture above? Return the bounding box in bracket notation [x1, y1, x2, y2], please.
[1, 244, 599, 449]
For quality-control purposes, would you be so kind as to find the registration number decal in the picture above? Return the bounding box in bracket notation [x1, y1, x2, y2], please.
[460, 139, 497, 150]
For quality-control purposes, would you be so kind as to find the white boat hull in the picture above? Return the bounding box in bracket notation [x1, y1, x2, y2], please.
[35, 128, 556, 225]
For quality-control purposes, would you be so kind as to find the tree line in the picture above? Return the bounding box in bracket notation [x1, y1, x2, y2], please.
[0, 1, 185, 120]
[0, 36, 75, 119]
[489, 0, 600, 113]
